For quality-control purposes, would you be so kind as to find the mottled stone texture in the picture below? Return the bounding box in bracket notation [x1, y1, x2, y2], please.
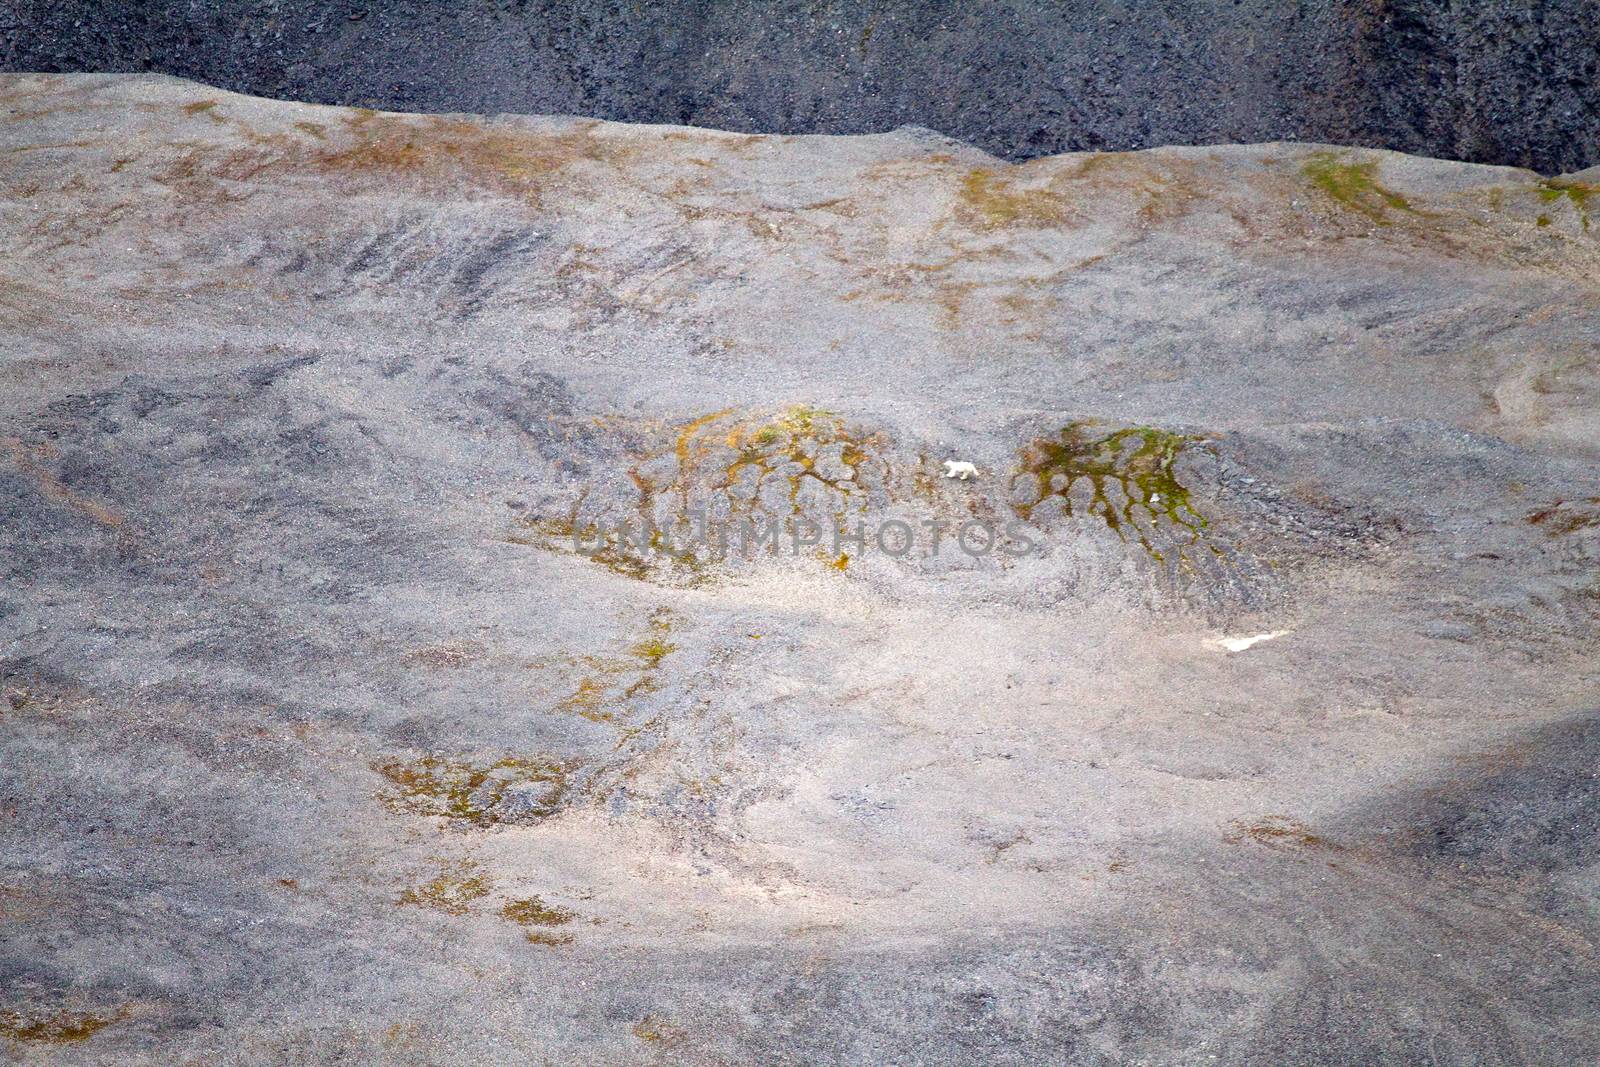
[2, 0, 1598, 173]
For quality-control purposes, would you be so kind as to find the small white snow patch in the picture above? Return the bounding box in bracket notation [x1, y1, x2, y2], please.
[1211, 630, 1289, 653]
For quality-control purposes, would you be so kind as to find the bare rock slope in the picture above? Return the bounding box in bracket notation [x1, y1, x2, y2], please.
[2, 74, 1599, 1064]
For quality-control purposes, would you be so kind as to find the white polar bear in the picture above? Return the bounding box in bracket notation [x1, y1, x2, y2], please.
[942, 460, 979, 481]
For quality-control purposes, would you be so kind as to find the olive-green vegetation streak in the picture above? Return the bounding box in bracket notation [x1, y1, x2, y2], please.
[1014, 422, 1206, 561]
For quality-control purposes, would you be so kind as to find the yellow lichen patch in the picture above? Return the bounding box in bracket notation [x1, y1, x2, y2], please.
[0, 1007, 125, 1045]
[557, 676, 616, 723]
[957, 167, 1075, 230]
[373, 755, 574, 825]
[629, 610, 678, 668]
[501, 894, 578, 945]
[522, 407, 890, 583]
[707, 405, 885, 519]
[1301, 151, 1416, 224]
[632, 1015, 686, 1045]
[506, 516, 576, 545]
[581, 541, 659, 582]
[501, 895, 577, 926]
[674, 407, 738, 478]
[511, 510, 703, 585]
[551, 608, 678, 724]
[1011, 422, 1206, 560]
[397, 862, 492, 915]
[776, 403, 832, 433]
[523, 930, 575, 946]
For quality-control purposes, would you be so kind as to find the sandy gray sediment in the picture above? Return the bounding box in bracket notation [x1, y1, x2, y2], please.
[1, 74, 1598, 1064]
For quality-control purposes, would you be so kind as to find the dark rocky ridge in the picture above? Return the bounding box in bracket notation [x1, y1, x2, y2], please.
[3, 0, 1598, 174]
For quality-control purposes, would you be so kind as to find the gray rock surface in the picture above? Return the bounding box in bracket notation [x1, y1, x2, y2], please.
[3, 0, 1599, 174]
[2, 73, 1599, 1064]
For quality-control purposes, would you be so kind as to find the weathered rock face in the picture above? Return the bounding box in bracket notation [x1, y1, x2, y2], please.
[2, 74, 1599, 1063]
[4, 0, 1600, 174]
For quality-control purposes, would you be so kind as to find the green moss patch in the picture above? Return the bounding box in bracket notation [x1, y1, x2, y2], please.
[1012, 421, 1206, 560]
[1537, 179, 1596, 230]
[1302, 152, 1416, 224]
